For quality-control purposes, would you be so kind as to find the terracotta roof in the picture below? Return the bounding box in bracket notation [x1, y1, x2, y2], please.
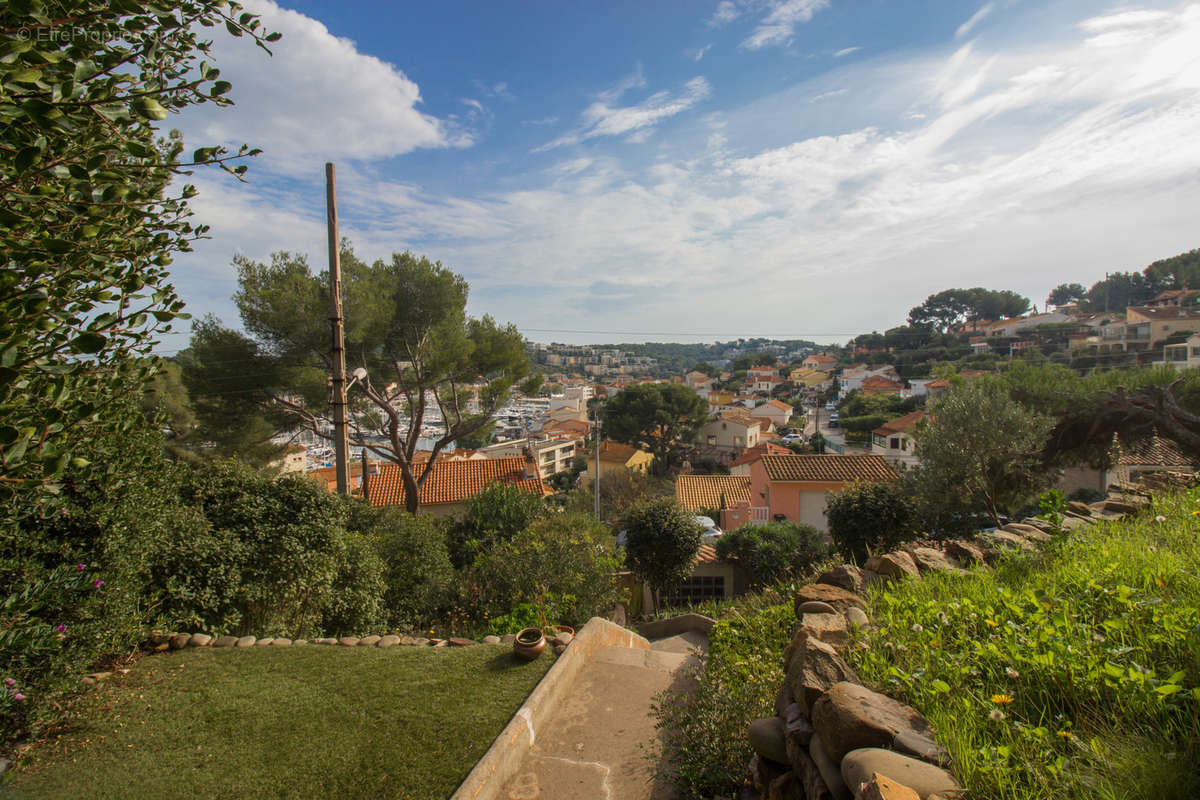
[729, 442, 793, 467]
[596, 440, 645, 464]
[541, 419, 591, 437]
[872, 410, 927, 437]
[368, 457, 547, 508]
[861, 375, 903, 389]
[1127, 305, 1200, 320]
[807, 355, 837, 363]
[1115, 434, 1194, 467]
[760, 455, 896, 483]
[760, 399, 793, 411]
[695, 544, 720, 565]
[719, 409, 762, 429]
[675, 474, 752, 512]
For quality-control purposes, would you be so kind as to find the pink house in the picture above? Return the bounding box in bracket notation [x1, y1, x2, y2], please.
[721, 454, 896, 533]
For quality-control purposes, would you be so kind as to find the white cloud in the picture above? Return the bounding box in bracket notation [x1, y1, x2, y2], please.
[710, 1, 741, 25]
[956, 2, 994, 39]
[177, 0, 461, 175]
[834, 46, 862, 57]
[741, 0, 831, 50]
[535, 74, 712, 151]
[693, 44, 714, 61]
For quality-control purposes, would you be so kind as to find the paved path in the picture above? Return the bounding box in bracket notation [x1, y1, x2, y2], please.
[501, 631, 708, 800]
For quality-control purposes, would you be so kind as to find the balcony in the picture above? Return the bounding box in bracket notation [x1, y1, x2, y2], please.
[750, 506, 769, 521]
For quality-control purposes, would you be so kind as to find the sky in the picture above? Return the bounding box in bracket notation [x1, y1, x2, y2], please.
[161, 0, 1200, 351]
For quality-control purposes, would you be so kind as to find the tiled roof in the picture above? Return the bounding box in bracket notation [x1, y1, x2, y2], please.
[762, 400, 793, 410]
[760, 454, 896, 483]
[696, 544, 720, 565]
[1115, 434, 1194, 467]
[861, 375, 902, 389]
[729, 442, 792, 467]
[1127, 305, 1200, 320]
[368, 457, 546, 508]
[542, 419, 591, 436]
[675, 474, 752, 512]
[872, 410, 927, 437]
[719, 409, 762, 429]
[596, 440, 645, 464]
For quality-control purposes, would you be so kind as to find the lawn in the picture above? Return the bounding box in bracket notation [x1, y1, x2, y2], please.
[846, 489, 1200, 800]
[2, 643, 554, 800]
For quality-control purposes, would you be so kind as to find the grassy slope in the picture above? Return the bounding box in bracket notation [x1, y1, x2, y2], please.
[847, 491, 1200, 800]
[3, 644, 554, 800]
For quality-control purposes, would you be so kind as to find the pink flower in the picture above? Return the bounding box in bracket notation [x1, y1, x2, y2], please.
[76, 564, 87, 571]
[93, 578, 103, 589]
[55, 624, 66, 633]
[3, 678, 14, 687]
[13, 693, 25, 702]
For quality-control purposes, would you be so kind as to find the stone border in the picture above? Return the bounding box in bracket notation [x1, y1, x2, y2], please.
[450, 616, 650, 800]
[635, 612, 715, 640]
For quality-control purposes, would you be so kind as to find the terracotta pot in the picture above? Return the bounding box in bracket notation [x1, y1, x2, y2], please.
[549, 624, 574, 638]
[513, 628, 546, 661]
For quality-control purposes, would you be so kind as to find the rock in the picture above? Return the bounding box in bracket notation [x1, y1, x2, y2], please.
[768, 769, 806, 800]
[1002, 523, 1051, 543]
[500, 633, 516, 644]
[789, 613, 849, 659]
[788, 637, 859, 714]
[148, 632, 171, 646]
[235, 636, 256, 647]
[775, 683, 792, 717]
[1066, 500, 1092, 516]
[169, 633, 191, 649]
[784, 703, 815, 748]
[809, 734, 851, 800]
[448, 637, 475, 647]
[1019, 517, 1057, 532]
[893, 730, 950, 767]
[1059, 515, 1086, 531]
[413, 637, 430, 646]
[358, 635, 381, 646]
[433, 639, 448, 647]
[943, 540, 983, 565]
[791, 748, 832, 800]
[0, 757, 10, 776]
[845, 607, 869, 628]
[213, 635, 238, 648]
[270, 638, 292, 646]
[188, 633, 212, 647]
[293, 639, 308, 646]
[750, 754, 789, 795]
[748, 717, 790, 765]
[154, 643, 169, 652]
[816, 564, 865, 593]
[482, 635, 501, 645]
[979, 530, 1036, 553]
[254, 638, 274, 646]
[810, 682, 936, 764]
[795, 584, 866, 616]
[863, 552, 920, 581]
[1095, 499, 1134, 514]
[856, 774, 921, 800]
[908, 548, 959, 573]
[798, 600, 838, 616]
[554, 632, 573, 646]
[338, 637, 360, 647]
[378, 635, 400, 648]
[841, 749, 961, 800]
[312, 638, 336, 645]
[553, 643, 566, 655]
[87, 671, 112, 683]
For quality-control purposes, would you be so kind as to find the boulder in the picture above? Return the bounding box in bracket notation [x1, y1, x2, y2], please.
[148, 632, 171, 646]
[1094, 499, 1133, 514]
[412, 637, 430, 647]
[775, 683, 792, 717]
[750, 754, 789, 795]
[845, 607, 869, 628]
[482, 635, 501, 645]
[293, 639, 308, 646]
[856, 774, 921, 800]
[798, 600, 838, 616]
[748, 716, 789, 765]
[1019, 517, 1057, 532]
[791, 613, 850, 655]
[554, 632, 574, 646]
[270, 638, 292, 646]
[500, 634, 517, 644]
[213, 635, 238, 648]
[1066, 500, 1093, 516]
[943, 540, 983, 565]
[337, 637, 360, 647]
[841, 749, 961, 800]
[168, 633, 191, 649]
[358, 635, 381, 647]
[893, 730, 950, 767]
[907, 547, 959, 573]
[864, 552, 920, 580]
[784, 703, 814, 748]
[378, 635, 401, 648]
[188, 633, 212, 647]
[254, 638, 274, 646]
[1002, 523, 1051, 543]
[816, 564, 865, 593]
[978, 530, 1036, 553]
[809, 734, 851, 800]
[790, 748, 832, 800]
[810, 682, 936, 764]
[235, 636, 256, 647]
[1059, 515, 1087, 531]
[794, 584, 866, 615]
[787, 637, 859, 714]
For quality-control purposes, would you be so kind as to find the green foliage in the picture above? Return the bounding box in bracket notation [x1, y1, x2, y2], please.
[714, 521, 830, 586]
[453, 420, 495, 449]
[320, 530, 386, 637]
[1037, 489, 1067, 535]
[653, 601, 794, 797]
[908, 288, 1030, 332]
[846, 490, 1200, 799]
[603, 383, 708, 471]
[1047, 283, 1087, 307]
[0, 1, 274, 510]
[826, 480, 917, 561]
[563, 467, 672, 527]
[449, 482, 548, 569]
[913, 377, 1054, 526]
[469, 513, 621, 629]
[623, 497, 703, 607]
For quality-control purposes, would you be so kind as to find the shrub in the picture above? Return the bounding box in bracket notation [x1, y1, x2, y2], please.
[623, 497, 703, 609]
[470, 513, 622, 629]
[715, 521, 830, 586]
[826, 480, 917, 562]
[320, 532, 386, 636]
[449, 483, 548, 568]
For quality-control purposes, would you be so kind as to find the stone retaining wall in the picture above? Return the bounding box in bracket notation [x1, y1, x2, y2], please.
[742, 476, 1187, 800]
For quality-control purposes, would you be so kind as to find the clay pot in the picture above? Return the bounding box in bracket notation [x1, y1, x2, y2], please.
[513, 628, 546, 661]
[549, 625, 574, 638]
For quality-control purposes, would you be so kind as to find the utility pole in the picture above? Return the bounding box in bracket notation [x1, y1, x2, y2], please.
[326, 162, 350, 495]
[360, 448, 370, 502]
[593, 407, 601, 520]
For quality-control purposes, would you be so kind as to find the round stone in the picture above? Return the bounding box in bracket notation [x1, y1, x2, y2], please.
[235, 636, 256, 647]
[845, 607, 869, 628]
[188, 633, 213, 647]
[841, 748, 961, 799]
[482, 635, 501, 645]
[747, 717, 789, 765]
[270, 638, 292, 646]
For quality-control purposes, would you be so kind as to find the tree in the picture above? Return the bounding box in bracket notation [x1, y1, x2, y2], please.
[448, 482, 548, 568]
[603, 383, 708, 472]
[714, 521, 829, 586]
[622, 497, 702, 610]
[186, 248, 541, 512]
[913, 378, 1054, 526]
[691, 362, 719, 378]
[0, 1, 276, 513]
[1083, 272, 1162, 313]
[907, 288, 1030, 332]
[453, 420, 495, 450]
[826, 480, 915, 561]
[1047, 283, 1086, 308]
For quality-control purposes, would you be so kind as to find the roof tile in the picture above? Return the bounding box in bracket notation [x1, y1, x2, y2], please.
[675, 474, 752, 511]
[368, 457, 546, 508]
[760, 454, 896, 483]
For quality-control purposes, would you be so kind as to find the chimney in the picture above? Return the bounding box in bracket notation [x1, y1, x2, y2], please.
[522, 445, 541, 481]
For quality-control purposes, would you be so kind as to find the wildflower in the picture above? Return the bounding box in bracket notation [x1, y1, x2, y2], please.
[1093, 633, 1106, 643]
[988, 709, 1006, 722]
[1005, 667, 1020, 678]
[13, 693, 25, 702]
[938, 613, 949, 625]
[911, 623, 924, 633]
[93, 578, 103, 589]
[991, 694, 1014, 704]
[1192, 510, 1199, 516]
[1057, 731, 1073, 739]
[1155, 515, 1166, 523]
[55, 624, 66, 633]
[76, 563, 87, 570]
[3, 678, 13, 687]
[985, 619, 999, 627]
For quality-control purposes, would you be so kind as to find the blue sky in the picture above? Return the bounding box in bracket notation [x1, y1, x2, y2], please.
[163, 0, 1200, 351]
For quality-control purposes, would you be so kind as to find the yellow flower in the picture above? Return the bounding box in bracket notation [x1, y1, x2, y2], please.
[1057, 731, 1074, 739]
[991, 694, 1014, 704]
[985, 619, 999, 627]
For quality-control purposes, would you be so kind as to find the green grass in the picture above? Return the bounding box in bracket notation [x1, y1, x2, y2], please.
[846, 490, 1200, 800]
[2, 644, 555, 800]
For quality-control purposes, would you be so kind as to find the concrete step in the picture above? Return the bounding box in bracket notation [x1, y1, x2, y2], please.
[592, 644, 695, 673]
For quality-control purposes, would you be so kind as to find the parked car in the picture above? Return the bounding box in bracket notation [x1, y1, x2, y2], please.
[693, 515, 723, 543]
[781, 433, 805, 444]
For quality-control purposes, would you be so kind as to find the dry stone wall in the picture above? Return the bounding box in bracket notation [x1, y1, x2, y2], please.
[742, 477, 1180, 800]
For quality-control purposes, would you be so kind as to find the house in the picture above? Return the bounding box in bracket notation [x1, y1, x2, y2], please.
[1163, 333, 1200, 368]
[579, 440, 654, 481]
[750, 374, 786, 394]
[986, 312, 1073, 339]
[308, 458, 383, 493]
[685, 370, 714, 391]
[540, 418, 592, 440]
[747, 365, 779, 379]
[675, 474, 752, 512]
[1124, 306, 1200, 348]
[722, 454, 895, 533]
[706, 390, 735, 412]
[1057, 434, 1195, 496]
[271, 444, 307, 475]
[860, 375, 905, 397]
[871, 411, 926, 468]
[698, 410, 763, 464]
[1146, 288, 1200, 307]
[803, 354, 838, 370]
[751, 399, 794, 429]
[728, 442, 794, 476]
[367, 456, 548, 517]
[839, 365, 899, 397]
[481, 436, 578, 477]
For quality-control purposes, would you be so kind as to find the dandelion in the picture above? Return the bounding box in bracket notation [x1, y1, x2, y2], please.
[991, 694, 1014, 704]
[988, 709, 1006, 722]
[93, 578, 103, 589]
[911, 623, 924, 633]
[1005, 667, 1020, 678]
[985, 619, 999, 627]
[1057, 731, 1074, 739]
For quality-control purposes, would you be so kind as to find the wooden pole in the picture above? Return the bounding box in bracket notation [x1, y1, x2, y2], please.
[326, 162, 350, 495]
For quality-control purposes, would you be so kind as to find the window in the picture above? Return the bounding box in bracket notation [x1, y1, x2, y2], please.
[665, 575, 725, 606]
[735, 436, 743, 446]
[890, 437, 901, 449]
